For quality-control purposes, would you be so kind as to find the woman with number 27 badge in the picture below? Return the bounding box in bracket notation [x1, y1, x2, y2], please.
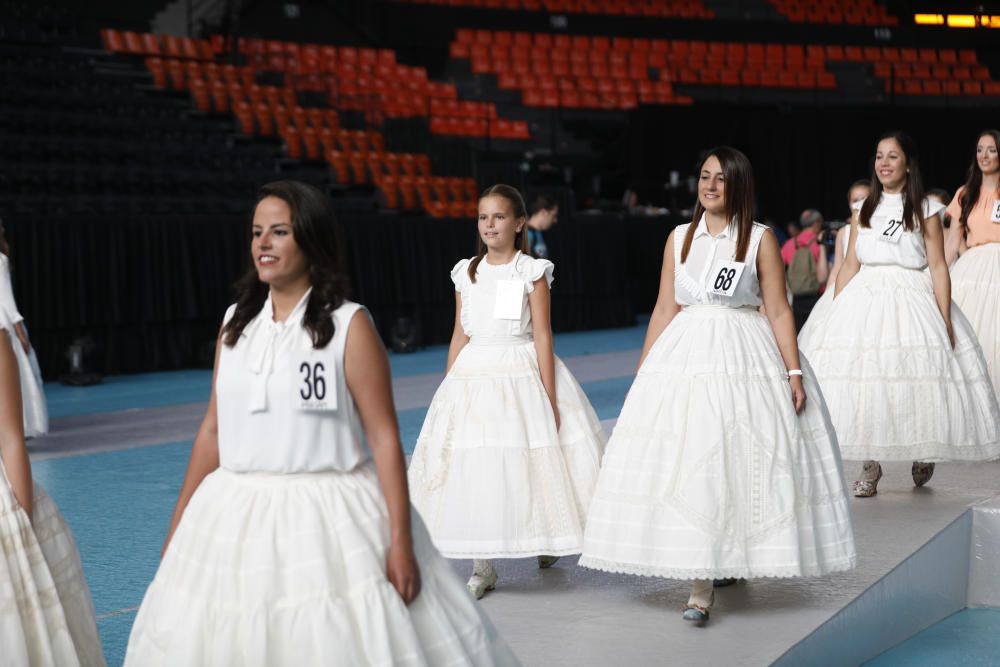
[125, 181, 519, 666]
[580, 147, 856, 625]
[800, 131, 1000, 499]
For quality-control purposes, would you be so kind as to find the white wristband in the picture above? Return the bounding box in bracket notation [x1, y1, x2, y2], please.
[787, 369, 803, 379]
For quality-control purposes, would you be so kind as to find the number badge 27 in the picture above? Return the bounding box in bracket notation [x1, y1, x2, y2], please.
[297, 351, 337, 411]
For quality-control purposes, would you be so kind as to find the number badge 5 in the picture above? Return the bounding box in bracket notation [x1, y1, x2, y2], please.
[707, 260, 746, 297]
[297, 350, 337, 411]
[991, 200, 1000, 224]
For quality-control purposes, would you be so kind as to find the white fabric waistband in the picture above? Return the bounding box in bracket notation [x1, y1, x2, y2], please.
[468, 335, 534, 346]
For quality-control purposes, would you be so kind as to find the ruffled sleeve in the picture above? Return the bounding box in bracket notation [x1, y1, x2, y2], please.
[522, 256, 555, 293]
[923, 197, 947, 221]
[450, 258, 471, 291]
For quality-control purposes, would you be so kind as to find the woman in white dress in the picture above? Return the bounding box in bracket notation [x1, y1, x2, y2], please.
[125, 181, 519, 666]
[801, 131, 1000, 496]
[0, 219, 47, 437]
[408, 184, 606, 599]
[945, 129, 1000, 399]
[579, 147, 856, 624]
[0, 325, 106, 666]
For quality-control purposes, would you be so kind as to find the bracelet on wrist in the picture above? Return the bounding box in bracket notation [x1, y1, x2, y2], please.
[786, 369, 803, 379]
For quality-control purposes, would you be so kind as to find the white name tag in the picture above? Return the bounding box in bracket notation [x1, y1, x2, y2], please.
[991, 200, 1000, 223]
[295, 350, 336, 411]
[493, 279, 524, 320]
[706, 260, 746, 297]
[875, 208, 905, 244]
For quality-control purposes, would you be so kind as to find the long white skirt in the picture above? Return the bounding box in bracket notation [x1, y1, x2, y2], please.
[797, 286, 835, 344]
[801, 264, 1000, 462]
[580, 306, 856, 580]
[2, 322, 48, 437]
[1, 469, 105, 667]
[407, 340, 607, 559]
[124, 463, 520, 667]
[952, 243, 1000, 399]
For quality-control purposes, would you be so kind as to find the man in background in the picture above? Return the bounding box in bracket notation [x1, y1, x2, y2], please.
[781, 208, 829, 331]
[527, 195, 559, 259]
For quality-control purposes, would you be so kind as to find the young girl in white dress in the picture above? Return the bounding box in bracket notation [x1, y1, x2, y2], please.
[125, 181, 519, 666]
[579, 147, 856, 624]
[945, 129, 1000, 399]
[0, 219, 48, 437]
[408, 184, 606, 599]
[0, 322, 106, 666]
[798, 180, 870, 343]
[800, 131, 1000, 496]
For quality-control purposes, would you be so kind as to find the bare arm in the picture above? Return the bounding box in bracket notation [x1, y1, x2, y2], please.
[0, 330, 31, 521]
[529, 279, 559, 430]
[161, 328, 223, 556]
[758, 232, 807, 414]
[923, 214, 954, 346]
[815, 236, 829, 286]
[638, 231, 681, 369]
[444, 292, 470, 373]
[825, 226, 848, 291]
[835, 212, 862, 297]
[344, 310, 420, 604]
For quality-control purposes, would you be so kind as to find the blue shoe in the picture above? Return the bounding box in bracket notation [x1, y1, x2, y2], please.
[682, 605, 710, 625]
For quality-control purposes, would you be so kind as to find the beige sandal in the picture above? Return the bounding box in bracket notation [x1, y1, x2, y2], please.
[852, 461, 883, 497]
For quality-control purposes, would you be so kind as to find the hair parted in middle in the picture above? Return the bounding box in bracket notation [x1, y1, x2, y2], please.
[680, 146, 756, 264]
[858, 130, 926, 232]
[467, 183, 530, 283]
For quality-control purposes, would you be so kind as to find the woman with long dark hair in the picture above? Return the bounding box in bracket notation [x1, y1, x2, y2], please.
[0, 217, 47, 437]
[0, 326, 106, 666]
[125, 181, 519, 665]
[580, 148, 855, 624]
[801, 132, 1000, 497]
[945, 129, 1000, 399]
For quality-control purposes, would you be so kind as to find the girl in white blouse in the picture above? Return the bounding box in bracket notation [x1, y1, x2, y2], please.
[580, 148, 855, 624]
[125, 181, 519, 666]
[801, 132, 1000, 497]
[0, 328, 106, 666]
[0, 220, 47, 437]
[408, 184, 606, 599]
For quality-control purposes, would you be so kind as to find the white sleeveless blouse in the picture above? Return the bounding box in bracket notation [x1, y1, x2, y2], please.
[217, 291, 371, 474]
[673, 217, 770, 308]
[853, 193, 947, 270]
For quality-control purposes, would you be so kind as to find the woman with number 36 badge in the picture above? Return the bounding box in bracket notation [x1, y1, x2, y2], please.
[800, 131, 1000, 499]
[579, 147, 856, 625]
[125, 181, 519, 666]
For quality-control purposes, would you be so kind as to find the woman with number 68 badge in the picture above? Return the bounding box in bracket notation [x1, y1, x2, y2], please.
[125, 181, 519, 666]
[579, 147, 856, 625]
[800, 131, 1000, 499]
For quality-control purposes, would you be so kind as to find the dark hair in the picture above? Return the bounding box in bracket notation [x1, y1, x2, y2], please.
[530, 194, 558, 215]
[681, 146, 755, 263]
[859, 131, 925, 231]
[468, 184, 529, 283]
[0, 215, 7, 256]
[222, 180, 350, 349]
[957, 129, 1000, 232]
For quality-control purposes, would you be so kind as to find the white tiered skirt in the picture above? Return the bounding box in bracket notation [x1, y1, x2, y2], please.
[800, 264, 1000, 462]
[951, 243, 1000, 399]
[124, 463, 520, 667]
[408, 338, 607, 559]
[580, 306, 855, 580]
[1, 470, 105, 667]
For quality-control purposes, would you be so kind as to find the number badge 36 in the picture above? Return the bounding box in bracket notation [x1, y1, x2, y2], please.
[297, 350, 337, 411]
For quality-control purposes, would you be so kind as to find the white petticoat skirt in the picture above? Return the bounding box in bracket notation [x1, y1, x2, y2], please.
[800, 264, 1000, 462]
[951, 243, 1000, 399]
[124, 463, 520, 667]
[1, 469, 106, 667]
[1, 322, 48, 438]
[580, 306, 856, 580]
[408, 339, 607, 559]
